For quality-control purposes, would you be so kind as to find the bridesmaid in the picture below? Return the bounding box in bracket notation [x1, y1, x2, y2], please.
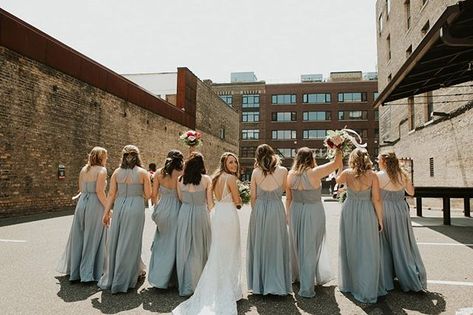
[98, 145, 151, 294]
[286, 147, 342, 298]
[57, 147, 108, 282]
[336, 148, 387, 303]
[247, 144, 292, 295]
[148, 150, 184, 289]
[175, 152, 213, 296]
[377, 151, 427, 292]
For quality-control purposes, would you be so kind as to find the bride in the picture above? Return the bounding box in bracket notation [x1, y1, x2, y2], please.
[173, 152, 244, 315]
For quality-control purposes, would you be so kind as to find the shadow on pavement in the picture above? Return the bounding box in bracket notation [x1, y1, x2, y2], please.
[294, 285, 341, 315]
[412, 217, 473, 249]
[238, 294, 299, 315]
[55, 276, 100, 303]
[0, 209, 74, 227]
[342, 288, 446, 315]
[90, 277, 146, 314]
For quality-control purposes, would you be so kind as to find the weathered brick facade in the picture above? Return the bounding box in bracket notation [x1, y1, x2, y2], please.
[0, 10, 238, 217]
[375, 0, 473, 189]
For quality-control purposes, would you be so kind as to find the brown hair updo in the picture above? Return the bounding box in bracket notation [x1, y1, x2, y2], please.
[86, 146, 107, 171]
[254, 144, 280, 176]
[380, 151, 408, 184]
[120, 145, 143, 169]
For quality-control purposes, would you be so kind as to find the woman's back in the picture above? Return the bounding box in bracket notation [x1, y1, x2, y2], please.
[253, 166, 287, 192]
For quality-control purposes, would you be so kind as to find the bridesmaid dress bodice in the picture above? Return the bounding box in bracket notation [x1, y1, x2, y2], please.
[346, 187, 371, 201]
[290, 172, 321, 204]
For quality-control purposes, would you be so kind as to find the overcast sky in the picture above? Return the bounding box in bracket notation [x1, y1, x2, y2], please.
[1, 0, 377, 83]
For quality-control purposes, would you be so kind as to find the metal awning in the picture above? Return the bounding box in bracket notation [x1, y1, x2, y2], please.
[374, 0, 473, 107]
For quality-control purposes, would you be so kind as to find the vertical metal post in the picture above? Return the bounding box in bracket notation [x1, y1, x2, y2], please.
[465, 197, 471, 217]
[443, 197, 451, 225]
[416, 197, 422, 217]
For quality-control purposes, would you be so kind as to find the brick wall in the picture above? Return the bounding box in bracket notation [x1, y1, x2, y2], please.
[0, 47, 238, 217]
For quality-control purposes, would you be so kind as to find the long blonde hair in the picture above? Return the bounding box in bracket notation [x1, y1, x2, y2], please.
[254, 144, 280, 176]
[380, 151, 408, 184]
[291, 147, 315, 174]
[86, 147, 107, 171]
[212, 152, 239, 190]
[348, 148, 372, 178]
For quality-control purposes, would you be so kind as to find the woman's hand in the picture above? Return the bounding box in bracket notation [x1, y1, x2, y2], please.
[102, 211, 111, 227]
[378, 219, 384, 232]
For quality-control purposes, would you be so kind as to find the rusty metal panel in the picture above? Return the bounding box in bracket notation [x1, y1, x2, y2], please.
[45, 42, 81, 78]
[105, 72, 128, 100]
[79, 58, 107, 91]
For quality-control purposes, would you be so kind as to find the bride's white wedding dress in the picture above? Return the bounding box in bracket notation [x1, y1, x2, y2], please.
[173, 176, 244, 315]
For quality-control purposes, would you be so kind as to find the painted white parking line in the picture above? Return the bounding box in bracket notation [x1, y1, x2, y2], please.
[0, 239, 27, 243]
[418, 242, 473, 246]
[428, 280, 473, 287]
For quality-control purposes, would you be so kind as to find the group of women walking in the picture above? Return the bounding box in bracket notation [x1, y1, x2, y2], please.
[57, 142, 427, 314]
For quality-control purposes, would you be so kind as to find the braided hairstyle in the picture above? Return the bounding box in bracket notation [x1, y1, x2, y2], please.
[254, 144, 280, 176]
[348, 148, 373, 178]
[161, 150, 184, 178]
[119, 145, 143, 169]
[380, 151, 408, 184]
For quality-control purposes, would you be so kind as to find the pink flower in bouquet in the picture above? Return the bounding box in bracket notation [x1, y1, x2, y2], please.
[332, 135, 344, 146]
[188, 135, 196, 141]
[180, 130, 203, 147]
[186, 131, 194, 136]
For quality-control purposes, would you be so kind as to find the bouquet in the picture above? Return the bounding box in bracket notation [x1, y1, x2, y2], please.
[179, 130, 203, 147]
[238, 181, 251, 205]
[324, 128, 367, 158]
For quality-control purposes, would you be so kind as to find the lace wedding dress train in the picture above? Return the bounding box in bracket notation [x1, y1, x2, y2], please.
[173, 178, 243, 315]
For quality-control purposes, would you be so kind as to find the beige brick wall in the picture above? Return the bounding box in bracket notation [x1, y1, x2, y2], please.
[0, 47, 237, 217]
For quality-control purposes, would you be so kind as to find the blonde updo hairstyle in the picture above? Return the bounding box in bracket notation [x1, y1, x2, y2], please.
[119, 145, 143, 169]
[291, 147, 315, 174]
[254, 144, 280, 176]
[86, 146, 107, 171]
[379, 151, 408, 185]
[348, 148, 373, 178]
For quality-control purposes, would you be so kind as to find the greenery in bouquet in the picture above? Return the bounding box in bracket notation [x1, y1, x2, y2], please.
[179, 130, 203, 147]
[238, 181, 251, 205]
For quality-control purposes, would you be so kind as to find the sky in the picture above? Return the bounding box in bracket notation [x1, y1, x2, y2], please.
[1, 0, 378, 83]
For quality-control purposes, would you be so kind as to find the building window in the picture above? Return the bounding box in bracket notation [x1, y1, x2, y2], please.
[378, 14, 383, 36]
[271, 112, 297, 122]
[242, 129, 259, 140]
[425, 91, 434, 122]
[242, 95, 260, 108]
[303, 129, 327, 139]
[387, 34, 391, 60]
[405, 0, 411, 29]
[276, 148, 296, 159]
[303, 111, 331, 121]
[375, 110, 379, 121]
[302, 93, 331, 104]
[429, 157, 434, 177]
[406, 45, 412, 58]
[421, 21, 430, 35]
[241, 146, 257, 158]
[374, 128, 379, 141]
[272, 94, 296, 105]
[408, 97, 415, 130]
[272, 130, 297, 140]
[352, 129, 368, 139]
[338, 111, 368, 120]
[337, 92, 368, 103]
[374, 92, 379, 100]
[242, 111, 260, 122]
[219, 95, 232, 106]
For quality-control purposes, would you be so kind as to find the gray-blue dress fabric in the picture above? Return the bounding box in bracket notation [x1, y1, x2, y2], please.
[339, 187, 387, 303]
[380, 189, 427, 292]
[98, 168, 146, 294]
[148, 185, 181, 288]
[175, 181, 211, 296]
[57, 180, 106, 282]
[247, 176, 292, 295]
[289, 172, 333, 298]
